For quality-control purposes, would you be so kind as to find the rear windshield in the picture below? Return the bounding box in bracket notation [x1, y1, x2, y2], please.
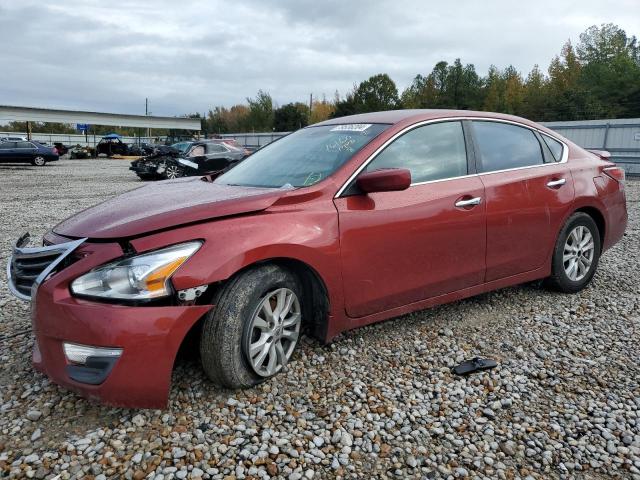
[216, 124, 390, 188]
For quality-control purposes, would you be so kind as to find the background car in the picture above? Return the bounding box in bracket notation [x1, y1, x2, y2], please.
[127, 143, 156, 156]
[0, 140, 59, 166]
[129, 144, 183, 180]
[95, 134, 129, 157]
[210, 138, 253, 157]
[130, 140, 247, 180]
[69, 144, 95, 159]
[0, 135, 28, 142]
[53, 142, 69, 156]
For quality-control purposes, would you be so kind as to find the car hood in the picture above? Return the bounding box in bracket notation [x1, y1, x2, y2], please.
[53, 177, 287, 239]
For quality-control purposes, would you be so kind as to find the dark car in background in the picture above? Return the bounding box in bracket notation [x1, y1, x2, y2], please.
[130, 140, 247, 180]
[53, 142, 69, 156]
[96, 134, 129, 157]
[0, 140, 59, 166]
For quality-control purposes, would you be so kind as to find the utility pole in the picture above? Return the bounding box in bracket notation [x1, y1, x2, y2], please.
[145, 98, 150, 139]
[309, 93, 313, 123]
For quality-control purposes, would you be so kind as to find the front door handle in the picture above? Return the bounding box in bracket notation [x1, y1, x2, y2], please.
[455, 197, 482, 208]
[546, 178, 566, 188]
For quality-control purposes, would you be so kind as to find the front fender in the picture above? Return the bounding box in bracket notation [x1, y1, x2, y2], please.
[129, 209, 344, 316]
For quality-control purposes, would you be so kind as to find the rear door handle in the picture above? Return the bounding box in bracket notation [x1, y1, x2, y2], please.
[546, 178, 566, 188]
[455, 197, 482, 208]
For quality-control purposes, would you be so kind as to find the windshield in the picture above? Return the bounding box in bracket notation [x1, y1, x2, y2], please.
[215, 124, 390, 188]
[172, 141, 192, 153]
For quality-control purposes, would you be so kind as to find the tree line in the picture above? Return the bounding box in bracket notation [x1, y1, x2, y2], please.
[203, 23, 639, 133]
[2, 24, 638, 137]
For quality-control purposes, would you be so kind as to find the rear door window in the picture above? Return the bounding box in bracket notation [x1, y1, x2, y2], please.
[473, 121, 544, 172]
[366, 121, 468, 183]
[0, 142, 16, 149]
[541, 134, 564, 162]
[207, 144, 227, 154]
[16, 141, 34, 148]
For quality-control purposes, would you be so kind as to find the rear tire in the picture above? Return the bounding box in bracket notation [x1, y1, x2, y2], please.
[200, 265, 303, 389]
[31, 156, 46, 166]
[545, 212, 601, 293]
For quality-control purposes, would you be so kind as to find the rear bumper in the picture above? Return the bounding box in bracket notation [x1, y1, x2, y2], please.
[600, 179, 628, 252]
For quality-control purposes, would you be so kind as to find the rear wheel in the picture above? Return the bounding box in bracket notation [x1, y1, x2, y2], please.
[31, 156, 46, 166]
[200, 265, 303, 388]
[545, 212, 601, 293]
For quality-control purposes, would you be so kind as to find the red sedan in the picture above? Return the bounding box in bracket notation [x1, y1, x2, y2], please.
[7, 110, 627, 408]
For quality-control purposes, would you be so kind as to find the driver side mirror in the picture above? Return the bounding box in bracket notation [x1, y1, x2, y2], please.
[356, 168, 411, 194]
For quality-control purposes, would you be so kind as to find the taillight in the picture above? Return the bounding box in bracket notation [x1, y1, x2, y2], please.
[52, 147, 58, 155]
[603, 166, 625, 183]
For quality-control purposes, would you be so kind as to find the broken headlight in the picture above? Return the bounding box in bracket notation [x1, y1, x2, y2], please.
[70, 242, 201, 301]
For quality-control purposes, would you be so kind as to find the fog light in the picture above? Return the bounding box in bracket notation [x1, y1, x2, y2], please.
[63, 342, 122, 365]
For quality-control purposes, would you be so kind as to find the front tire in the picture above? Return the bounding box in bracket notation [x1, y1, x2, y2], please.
[31, 156, 46, 166]
[200, 265, 303, 389]
[163, 161, 184, 179]
[545, 212, 601, 293]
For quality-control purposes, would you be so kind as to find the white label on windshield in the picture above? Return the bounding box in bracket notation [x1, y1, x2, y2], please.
[330, 124, 372, 132]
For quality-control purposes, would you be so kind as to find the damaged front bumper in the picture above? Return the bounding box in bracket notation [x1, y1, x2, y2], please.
[7, 235, 212, 409]
[130, 159, 165, 176]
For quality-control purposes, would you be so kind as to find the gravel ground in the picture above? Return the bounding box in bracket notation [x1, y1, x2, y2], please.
[0, 159, 638, 480]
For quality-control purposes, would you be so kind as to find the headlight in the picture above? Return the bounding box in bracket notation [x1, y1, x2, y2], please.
[70, 241, 201, 300]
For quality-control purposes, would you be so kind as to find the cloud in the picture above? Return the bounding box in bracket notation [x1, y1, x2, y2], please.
[0, 0, 637, 116]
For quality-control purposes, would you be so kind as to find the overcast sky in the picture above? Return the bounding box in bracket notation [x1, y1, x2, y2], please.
[0, 0, 637, 117]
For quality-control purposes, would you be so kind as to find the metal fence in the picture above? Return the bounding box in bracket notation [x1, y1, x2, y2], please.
[5, 118, 639, 175]
[0, 132, 166, 148]
[217, 132, 289, 148]
[0, 131, 288, 149]
[542, 118, 640, 175]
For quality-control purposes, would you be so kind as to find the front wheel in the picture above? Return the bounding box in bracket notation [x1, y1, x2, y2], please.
[545, 212, 601, 293]
[200, 265, 303, 388]
[31, 156, 46, 166]
[163, 162, 184, 179]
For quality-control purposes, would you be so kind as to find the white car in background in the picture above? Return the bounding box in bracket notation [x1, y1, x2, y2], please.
[0, 135, 28, 142]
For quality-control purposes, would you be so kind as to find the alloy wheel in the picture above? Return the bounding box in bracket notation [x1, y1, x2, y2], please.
[33, 156, 46, 166]
[245, 288, 301, 377]
[165, 164, 182, 179]
[563, 225, 595, 281]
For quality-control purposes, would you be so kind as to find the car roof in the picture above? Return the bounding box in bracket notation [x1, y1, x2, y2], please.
[313, 109, 543, 130]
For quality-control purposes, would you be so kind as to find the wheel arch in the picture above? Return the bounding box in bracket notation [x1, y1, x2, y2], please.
[221, 257, 331, 342]
[573, 206, 606, 251]
[177, 255, 332, 347]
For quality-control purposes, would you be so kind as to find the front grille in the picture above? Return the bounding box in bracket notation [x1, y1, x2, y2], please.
[7, 233, 87, 301]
